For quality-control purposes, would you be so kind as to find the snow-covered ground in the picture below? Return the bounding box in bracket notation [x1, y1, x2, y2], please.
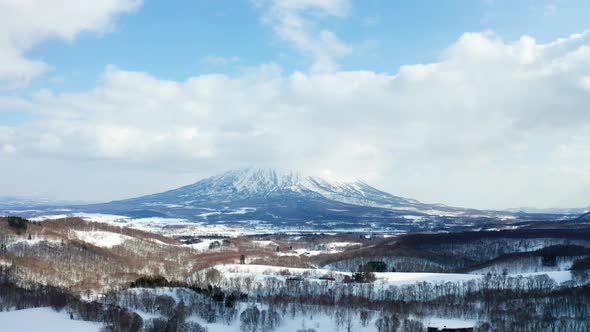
[520, 271, 573, 284]
[112, 287, 482, 332]
[469, 256, 579, 274]
[30, 212, 130, 223]
[424, 317, 476, 329]
[277, 242, 361, 256]
[187, 307, 380, 332]
[26, 212, 404, 237]
[197, 207, 256, 218]
[252, 240, 278, 247]
[115, 288, 395, 332]
[215, 264, 334, 280]
[212, 264, 573, 288]
[327, 241, 361, 248]
[377, 272, 480, 285]
[6, 237, 61, 248]
[30, 212, 268, 237]
[381, 270, 575, 286]
[186, 238, 220, 251]
[72, 230, 132, 248]
[214, 263, 483, 286]
[0, 308, 102, 332]
[0, 258, 12, 267]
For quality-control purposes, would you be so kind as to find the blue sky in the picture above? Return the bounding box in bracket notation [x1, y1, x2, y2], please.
[1, 0, 590, 209]
[2, 0, 587, 124]
[13, 0, 590, 91]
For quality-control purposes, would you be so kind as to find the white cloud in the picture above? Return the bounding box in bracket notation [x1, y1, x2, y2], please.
[0, 96, 32, 109]
[3, 30, 590, 209]
[1, 143, 16, 155]
[0, 0, 141, 87]
[255, 0, 352, 72]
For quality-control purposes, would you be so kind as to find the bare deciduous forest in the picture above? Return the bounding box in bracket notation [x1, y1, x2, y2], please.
[1, 216, 590, 331]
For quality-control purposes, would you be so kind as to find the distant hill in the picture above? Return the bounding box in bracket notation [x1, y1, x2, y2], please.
[506, 206, 589, 215]
[0, 196, 89, 209]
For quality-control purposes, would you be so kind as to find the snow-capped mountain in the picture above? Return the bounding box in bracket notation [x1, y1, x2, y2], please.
[132, 167, 427, 210]
[162, 167, 482, 214]
[56, 167, 524, 230]
[6, 167, 564, 231]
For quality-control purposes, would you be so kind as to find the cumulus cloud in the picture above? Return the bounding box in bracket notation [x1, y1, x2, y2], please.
[3, 30, 590, 208]
[0, 0, 141, 87]
[255, 0, 352, 72]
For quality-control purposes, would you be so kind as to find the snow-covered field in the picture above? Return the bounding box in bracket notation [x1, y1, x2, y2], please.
[6, 237, 61, 248]
[26, 212, 403, 237]
[0, 308, 102, 332]
[73, 230, 132, 248]
[520, 271, 573, 284]
[252, 240, 278, 247]
[30, 212, 270, 237]
[186, 238, 222, 251]
[197, 207, 257, 218]
[425, 317, 476, 329]
[187, 307, 381, 332]
[277, 241, 361, 256]
[212, 263, 573, 288]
